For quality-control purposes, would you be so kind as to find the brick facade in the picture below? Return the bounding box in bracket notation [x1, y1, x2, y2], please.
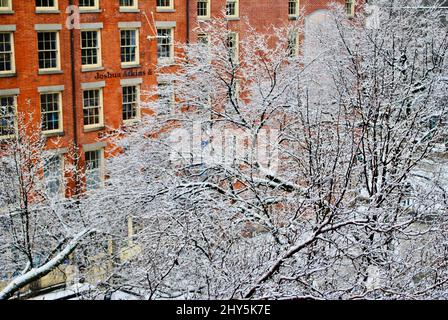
[0, 0, 350, 194]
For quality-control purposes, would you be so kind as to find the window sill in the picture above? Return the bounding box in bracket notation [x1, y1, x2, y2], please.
[79, 9, 102, 14]
[288, 15, 298, 20]
[43, 131, 64, 138]
[123, 119, 141, 125]
[121, 64, 141, 69]
[156, 8, 176, 13]
[157, 59, 175, 66]
[225, 17, 240, 21]
[119, 8, 140, 13]
[0, 10, 14, 14]
[82, 66, 105, 72]
[36, 9, 61, 14]
[0, 135, 15, 141]
[84, 126, 105, 133]
[38, 70, 63, 75]
[197, 17, 211, 21]
[0, 73, 16, 78]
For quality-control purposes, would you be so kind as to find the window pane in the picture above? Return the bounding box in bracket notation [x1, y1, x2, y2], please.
[85, 150, 102, 190]
[157, 28, 172, 59]
[122, 86, 138, 121]
[81, 30, 99, 66]
[83, 89, 101, 126]
[44, 155, 63, 196]
[120, 30, 137, 63]
[41, 93, 61, 132]
[0, 96, 15, 137]
[38, 32, 58, 70]
[0, 33, 13, 72]
[36, 0, 56, 7]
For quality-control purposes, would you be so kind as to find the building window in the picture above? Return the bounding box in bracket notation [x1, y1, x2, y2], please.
[37, 31, 60, 71]
[44, 155, 64, 196]
[288, 32, 298, 57]
[158, 82, 174, 112]
[120, 29, 139, 67]
[0, 95, 16, 138]
[79, 0, 99, 10]
[0, 0, 12, 12]
[82, 89, 103, 129]
[122, 85, 139, 122]
[85, 149, 103, 191]
[225, 0, 238, 18]
[36, 0, 58, 10]
[40, 92, 62, 134]
[0, 32, 15, 74]
[226, 32, 238, 63]
[120, 0, 137, 9]
[197, 33, 209, 45]
[197, 0, 210, 19]
[346, 0, 355, 17]
[288, 0, 298, 16]
[157, 28, 174, 62]
[81, 30, 102, 69]
[157, 0, 173, 9]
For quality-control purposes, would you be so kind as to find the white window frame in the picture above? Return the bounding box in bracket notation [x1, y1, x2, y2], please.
[37, 31, 61, 72]
[120, 28, 140, 68]
[119, 0, 138, 10]
[0, 0, 12, 12]
[0, 32, 15, 75]
[156, 0, 173, 10]
[157, 81, 175, 114]
[0, 95, 17, 140]
[82, 88, 104, 130]
[35, 0, 59, 12]
[81, 29, 102, 70]
[346, 0, 355, 17]
[197, 0, 210, 20]
[227, 31, 239, 63]
[43, 153, 65, 197]
[40, 91, 63, 135]
[288, 0, 299, 17]
[225, 0, 239, 18]
[288, 31, 299, 58]
[156, 27, 174, 64]
[78, 0, 100, 12]
[122, 85, 140, 123]
[84, 148, 105, 191]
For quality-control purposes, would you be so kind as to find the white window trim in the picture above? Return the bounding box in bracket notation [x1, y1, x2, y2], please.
[288, 0, 299, 18]
[79, 0, 100, 12]
[37, 31, 61, 72]
[0, 0, 12, 12]
[85, 148, 105, 190]
[228, 31, 239, 63]
[40, 91, 63, 135]
[44, 154, 65, 196]
[82, 87, 104, 130]
[156, 27, 175, 65]
[36, 0, 59, 12]
[120, 28, 140, 68]
[157, 0, 174, 10]
[81, 29, 102, 70]
[346, 0, 355, 17]
[0, 31, 15, 75]
[122, 85, 141, 123]
[157, 81, 175, 113]
[119, 0, 138, 10]
[0, 95, 17, 140]
[225, 0, 239, 19]
[197, 0, 210, 20]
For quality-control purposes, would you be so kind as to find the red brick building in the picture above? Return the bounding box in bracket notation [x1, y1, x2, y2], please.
[0, 0, 354, 195]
